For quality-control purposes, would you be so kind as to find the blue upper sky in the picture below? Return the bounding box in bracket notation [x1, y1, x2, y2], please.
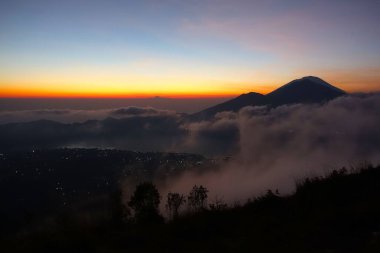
[0, 0, 379, 97]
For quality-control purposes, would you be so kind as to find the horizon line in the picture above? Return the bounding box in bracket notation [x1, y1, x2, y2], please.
[0, 94, 240, 99]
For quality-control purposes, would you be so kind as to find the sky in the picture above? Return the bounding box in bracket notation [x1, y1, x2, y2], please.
[0, 0, 379, 98]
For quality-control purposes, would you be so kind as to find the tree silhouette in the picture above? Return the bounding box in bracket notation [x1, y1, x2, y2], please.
[166, 192, 186, 219]
[128, 182, 162, 224]
[109, 189, 130, 227]
[187, 185, 208, 212]
[209, 196, 228, 211]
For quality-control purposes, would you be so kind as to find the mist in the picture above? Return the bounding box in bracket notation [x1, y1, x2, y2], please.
[158, 94, 380, 203]
[1, 94, 380, 203]
[0, 106, 176, 124]
[0, 97, 232, 114]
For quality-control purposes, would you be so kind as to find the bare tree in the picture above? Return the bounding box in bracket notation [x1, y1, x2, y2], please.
[187, 185, 208, 212]
[209, 196, 228, 211]
[166, 192, 186, 219]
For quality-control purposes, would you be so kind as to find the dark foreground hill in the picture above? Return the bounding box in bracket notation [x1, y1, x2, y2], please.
[0, 149, 219, 236]
[191, 76, 346, 120]
[1, 164, 379, 253]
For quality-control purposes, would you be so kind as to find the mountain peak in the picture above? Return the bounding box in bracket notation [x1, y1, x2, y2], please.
[239, 91, 263, 96]
[296, 76, 345, 93]
[266, 76, 345, 106]
[271, 76, 345, 93]
[191, 76, 345, 120]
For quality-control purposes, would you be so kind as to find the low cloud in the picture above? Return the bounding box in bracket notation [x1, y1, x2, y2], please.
[1, 95, 380, 203]
[179, 112, 240, 155]
[160, 94, 380, 203]
[111, 107, 169, 116]
[0, 106, 175, 124]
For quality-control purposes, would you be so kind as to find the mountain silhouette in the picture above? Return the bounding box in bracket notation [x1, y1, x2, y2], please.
[265, 76, 345, 106]
[191, 76, 345, 120]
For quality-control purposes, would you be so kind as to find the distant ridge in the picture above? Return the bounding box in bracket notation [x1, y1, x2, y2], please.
[191, 76, 345, 120]
[190, 92, 265, 120]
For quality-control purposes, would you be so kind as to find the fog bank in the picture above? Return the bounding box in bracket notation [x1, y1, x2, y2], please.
[159, 94, 380, 203]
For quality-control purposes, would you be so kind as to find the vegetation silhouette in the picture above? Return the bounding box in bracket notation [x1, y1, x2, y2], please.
[128, 182, 163, 223]
[1, 164, 380, 252]
[208, 196, 228, 211]
[109, 190, 130, 227]
[128, 182, 163, 224]
[187, 185, 209, 212]
[166, 192, 186, 219]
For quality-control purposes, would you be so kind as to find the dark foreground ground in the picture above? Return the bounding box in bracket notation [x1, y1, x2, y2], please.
[1, 163, 380, 253]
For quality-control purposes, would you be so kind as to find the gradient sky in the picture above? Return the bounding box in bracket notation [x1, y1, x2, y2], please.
[1, 0, 379, 97]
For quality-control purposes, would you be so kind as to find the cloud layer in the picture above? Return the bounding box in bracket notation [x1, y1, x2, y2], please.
[1, 94, 380, 203]
[0, 106, 175, 124]
[159, 94, 380, 202]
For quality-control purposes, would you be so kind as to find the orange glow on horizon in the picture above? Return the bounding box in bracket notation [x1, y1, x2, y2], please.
[0, 80, 264, 99]
[0, 93, 240, 99]
[1, 74, 378, 99]
[0, 88, 242, 99]
[2, 84, 378, 99]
